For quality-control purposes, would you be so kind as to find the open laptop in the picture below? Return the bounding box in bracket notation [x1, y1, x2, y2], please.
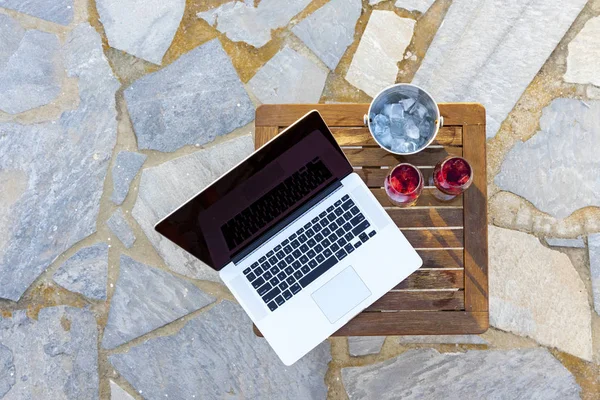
[155, 110, 422, 365]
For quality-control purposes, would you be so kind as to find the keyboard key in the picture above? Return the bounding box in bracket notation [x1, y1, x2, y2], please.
[359, 232, 369, 242]
[355, 241, 362, 249]
[342, 194, 349, 201]
[274, 244, 282, 252]
[285, 255, 294, 264]
[292, 261, 301, 269]
[268, 301, 278, 311]
[319, 219, 329, 228]
[306, 229, 315, 238]
[308, 259, 317, 268]
[313, 224, 323, 233]
[280, 281, 289, 290]
[334, 200, 342, 206]
[269, 257, 278, 265]
[276, 251, 286, 260]
[270, 276, 279, 285]
[314, 233, 324, 242]
[338, 237, 347, 247]
[328, 232, 337, 242]
[334, 208, 343, 216]
[322, 238, 331, 247]
[296, 227, 305, 235]
[284, 266, 294, 275]
[336, 228, 345, 237]
[350, 206, 360, 215]
[300, 244, 309, 253]
[343, 222, 352, 232]
[344, 232, 354, 241]
[329, 221, 338, 230]
[314, 244, 323, 253]
[243, 267, 251, 275]
[275, 295, 285, 306]
[321, 227, 331, 236]
[299, 256, 337, 288]
[300, 255, 309, 264]
[246, 272, 256, 282]
[323, 248, 332, 257]
[327, 213, 336, 222]
[301, 265, 311, 274]
[335, 249, 347, 260]
[270, 265, 280, 274]
[277, 260, 286, 269]
[293, 270, 303, 279]
[307, 249, 316, 259]
[311, 216, 319, 224]
[319, 211, 327, 218]
[254, 266, 264, 275]
[277, 271, 286, 280]
[289, 233, 297, 240]
[267, 250, 274, 257]
[298, 234, 307, 243]
[304, 222, 312, 229]
[252, 277, 265, 289]
[368, 230, 377, 237]
[258, 256, 266, 263]
[344, 243, 355, 254]
[291, 240, 300, 248]
[343, 212, 353, 222]
[286, 276, 295, 285]
[258, 282, 272, 296]
[282, 290, 292, 300]
[316, 254, 325, 263]
[342, 199, 354, 210]
[331, 243, 340, 252]
[283, 245, 292, 254]
[292, 249, 302, 258]
[251, 261, 259, 268]
[350, 213, 365, 226]
[263, 271, 273, 280]
[307, 238, 316, 247]
[281, 239, 289, 246]
[326, 205, 334, 212]
[352, 220, 371, 236]
[290, 283, 301, 294]
[262, 285, 280, 302]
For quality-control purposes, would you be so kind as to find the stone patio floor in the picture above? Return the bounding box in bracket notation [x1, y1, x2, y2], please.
[0, 0, 599, 399]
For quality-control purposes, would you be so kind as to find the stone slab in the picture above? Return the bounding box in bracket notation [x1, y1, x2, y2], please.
[110, 300, 331, 399]
[346, 10, 415, 97]
[0, 306, 99, 399]
[102, 255, 215, 349]
[348, 336, 385, 356]
[248, 46, 328, 103]
[495, 99, 600, 219]
[0, 23, 119, 301]
[110, 151, 146, 205]
[412, 0, 588, 138]
[564, 16, 600, 86]
[198, 0, 311, 48]
[107, 209, 136, 248]
[0, 0, 73, 25]
[292, 0, 361, 70]
[398, 335, 487, 344]
[342, 348, 581, 399]
[489, 225, 592, 361]
[110, 380, 134, 400]
[124, 39, 254, 152]
[394, 0, 435, 13]
[132, 134, 254, 281]
[545, 237, 585, 248]
[53, 242, 108, 300]
[589, 233, 600, 315]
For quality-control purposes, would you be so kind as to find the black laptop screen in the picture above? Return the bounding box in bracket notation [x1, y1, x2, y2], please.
[155, 111, 353, 271]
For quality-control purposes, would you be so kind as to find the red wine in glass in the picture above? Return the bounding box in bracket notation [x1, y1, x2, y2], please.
[384, 163, 423, 207]
[431, 156, 473, 200]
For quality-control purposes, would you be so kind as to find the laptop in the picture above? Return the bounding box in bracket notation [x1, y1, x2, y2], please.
[155, 110, 422, 365]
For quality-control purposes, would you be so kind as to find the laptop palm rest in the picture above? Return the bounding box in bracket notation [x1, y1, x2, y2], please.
[311, 266, 371, 324]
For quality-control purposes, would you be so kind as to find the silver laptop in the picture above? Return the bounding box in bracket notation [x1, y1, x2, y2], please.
[155, 110, 422, 365]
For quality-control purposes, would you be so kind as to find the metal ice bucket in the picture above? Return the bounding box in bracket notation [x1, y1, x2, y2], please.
[363, 84, 443, 155]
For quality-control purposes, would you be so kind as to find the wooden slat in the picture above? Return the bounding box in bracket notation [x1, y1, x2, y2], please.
[366, 290, 464, 311]
[417, 249, 464, 269]
[394, 270, 464, 290]
[439, 103, 486, 126]
[331, 311, 489, 336]
[372, 188, 463, 207]
[388, 208, 463, 228]
[307, 126, 462, 147]
[463, 122, 489, 313]
[255, 126, 278, 148]
[402, 229, 464, 248]
[344, 146, 462, 167]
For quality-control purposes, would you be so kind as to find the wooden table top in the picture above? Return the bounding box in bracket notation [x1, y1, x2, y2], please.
[254, 103, 488, 336]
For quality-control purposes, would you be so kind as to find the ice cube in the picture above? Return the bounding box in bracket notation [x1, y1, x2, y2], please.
[411, 102, 428, 119]
[377, 128, 393, 148]
[381, 104, 395, 118]
[398, 140, 417, 153]
[404, 118, 420, 140]
[388, 104, 406, 138]
[399, 98, 416, 112]
[371, 113, 390, 136]
[419, 118, 432, 138]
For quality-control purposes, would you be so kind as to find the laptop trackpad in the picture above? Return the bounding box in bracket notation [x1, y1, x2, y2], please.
[311, 267, 371, 324]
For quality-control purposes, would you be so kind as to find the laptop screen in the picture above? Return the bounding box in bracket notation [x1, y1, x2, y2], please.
[155, 111, 353, 271]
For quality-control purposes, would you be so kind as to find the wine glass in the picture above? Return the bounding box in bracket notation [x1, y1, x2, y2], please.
[430, 156, 473, 201]
[384, 163, 424, 207]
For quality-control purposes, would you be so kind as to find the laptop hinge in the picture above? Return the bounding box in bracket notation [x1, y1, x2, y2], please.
[231, 180, 342, 265]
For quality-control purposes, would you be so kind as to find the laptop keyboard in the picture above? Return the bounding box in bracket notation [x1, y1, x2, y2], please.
[242, 193, 377, 312]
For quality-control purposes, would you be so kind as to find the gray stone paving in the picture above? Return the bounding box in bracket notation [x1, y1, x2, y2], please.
[107, 209, 136, 248]
[565, 16, 600, 86]
[132, 134, 254, 281]
[495, 99, 600, 219]
[0, 343, 15, 397]
[96, 0, 184, 65]
[395, 0, 435, 13]
[342, 348, 581, 400]
[110, 380, 134, 400]
[348, 336, 385, 357]
[198, 0, 312, 48]
[248, 46, 328, 103]
[110, 300, 331, 400]
[0, 23, 118, 302]
[398, 335, 487, 345]
[545, 237, 586, 248]
[412, 0, 588, 138]
[110, 151, 146, 205]
[292, 0, 361, 70]
[589, 233, 600, 315]
[0, 0, 74, 25]
[0, 306, 99, 399]
[53, 243, 109, 300]
[125, 39, 254, 152]
[0, 16, 62, 114]
[102, 255, 215, 350]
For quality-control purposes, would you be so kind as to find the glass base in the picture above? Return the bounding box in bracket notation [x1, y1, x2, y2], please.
[429, 176, 458, 201]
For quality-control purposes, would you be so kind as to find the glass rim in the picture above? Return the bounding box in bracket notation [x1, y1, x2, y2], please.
[438, 156, 473, 186]
[387, 163, 424, 196]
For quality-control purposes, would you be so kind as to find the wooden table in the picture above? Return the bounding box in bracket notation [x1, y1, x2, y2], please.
[254, 103, 488, 336]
